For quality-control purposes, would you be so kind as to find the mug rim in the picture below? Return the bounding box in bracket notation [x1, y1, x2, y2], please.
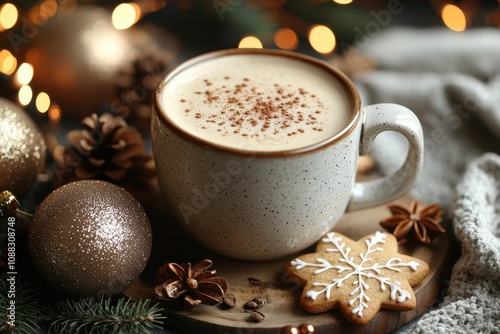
[153, 48, 362, 157]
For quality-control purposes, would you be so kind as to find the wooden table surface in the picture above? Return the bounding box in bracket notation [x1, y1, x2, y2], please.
[124, 192, 456, 334]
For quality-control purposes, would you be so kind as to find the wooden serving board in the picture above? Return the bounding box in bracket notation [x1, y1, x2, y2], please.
[123, 192, 454, 334]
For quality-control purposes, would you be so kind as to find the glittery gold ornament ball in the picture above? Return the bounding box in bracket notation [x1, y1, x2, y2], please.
[0, 98, 46, 197]
[28, 180, 152, 296]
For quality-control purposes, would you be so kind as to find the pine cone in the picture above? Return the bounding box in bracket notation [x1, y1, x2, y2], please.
[53, 113, 155, 184]
[113, 48, 173, 131]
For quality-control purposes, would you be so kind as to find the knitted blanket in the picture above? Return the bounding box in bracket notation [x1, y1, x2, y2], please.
[354, 28, 500, 333]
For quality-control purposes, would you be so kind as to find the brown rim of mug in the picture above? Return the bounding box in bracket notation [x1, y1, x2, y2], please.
[152, 48, 362, 158]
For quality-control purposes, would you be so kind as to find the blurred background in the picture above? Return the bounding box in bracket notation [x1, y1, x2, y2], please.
[0, 0, 499, 128]
[0, 2, 499, 332]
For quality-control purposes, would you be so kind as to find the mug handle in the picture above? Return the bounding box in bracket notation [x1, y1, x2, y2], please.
[347, 103, 424, 211]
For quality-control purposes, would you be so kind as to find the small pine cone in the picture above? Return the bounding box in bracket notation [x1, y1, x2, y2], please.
[53, 113, 154, 184]
[113, 48, 173, 131]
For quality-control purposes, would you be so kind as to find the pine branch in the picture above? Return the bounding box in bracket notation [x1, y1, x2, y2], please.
[0, 273, 45, 334]
[45, 296, 166, 334]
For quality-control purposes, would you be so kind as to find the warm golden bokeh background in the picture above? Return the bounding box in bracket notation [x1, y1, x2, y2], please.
[1, 0, 499, 122]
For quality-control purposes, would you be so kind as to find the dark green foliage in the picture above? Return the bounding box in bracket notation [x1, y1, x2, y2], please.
[44, 297, 165, 334]
[0, 273, 166, 334]
[0, 273, 45, 334]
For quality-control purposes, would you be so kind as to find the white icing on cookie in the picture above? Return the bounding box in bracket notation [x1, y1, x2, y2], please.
[291, 231, 420, 317]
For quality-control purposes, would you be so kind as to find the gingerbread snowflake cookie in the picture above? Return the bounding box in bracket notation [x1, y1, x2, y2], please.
[286, 231, 429, 325]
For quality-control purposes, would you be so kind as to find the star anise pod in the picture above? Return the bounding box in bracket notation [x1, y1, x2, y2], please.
[380, 200, 446, 244]
[53, 113, 155, 184]
[154, 259, 228, 309]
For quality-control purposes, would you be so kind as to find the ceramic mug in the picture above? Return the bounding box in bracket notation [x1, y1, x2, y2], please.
[152, 49, 423, 261]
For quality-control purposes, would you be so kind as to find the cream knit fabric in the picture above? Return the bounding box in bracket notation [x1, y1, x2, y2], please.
[354, 28, 500, 333]
[399, 153, 500, 333]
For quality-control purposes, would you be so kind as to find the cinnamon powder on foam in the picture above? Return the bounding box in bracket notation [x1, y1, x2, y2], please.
[181, 76, 325, 139]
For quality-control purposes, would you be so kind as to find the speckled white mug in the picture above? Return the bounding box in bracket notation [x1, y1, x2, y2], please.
[152, 49, 423, 261]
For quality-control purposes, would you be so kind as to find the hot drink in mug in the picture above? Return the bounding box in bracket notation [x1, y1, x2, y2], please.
[152, 49, 423, 261]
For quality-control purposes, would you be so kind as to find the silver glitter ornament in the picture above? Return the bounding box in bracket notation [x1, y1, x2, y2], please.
[28, 180, 152, 296]
[0, 98, 46, 198]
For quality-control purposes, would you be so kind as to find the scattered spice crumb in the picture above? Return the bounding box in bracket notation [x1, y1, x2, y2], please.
[248, 277, 262, 285]
[183, 78, 329, 139]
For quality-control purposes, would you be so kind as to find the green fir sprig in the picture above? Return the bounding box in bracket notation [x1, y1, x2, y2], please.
[44, 296, 165, 334]
[0, 273, 45, 334]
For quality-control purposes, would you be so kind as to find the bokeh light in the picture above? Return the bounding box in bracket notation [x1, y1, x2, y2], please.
[274, 28, 299, 50]
[442, 4, 467, 31]
[0, 3, 18, 31]
[29, 1, 58, 26]
[141, 0, 167, 13]
[80, 19, 132, 79]
[332, 0, 353, 4]
[309, 25, 336, 54]
[16, 63, 34, 85]
[59, 0, 77, 14]
[40, 0, 58, 19]
[36, 92, 51, 113]
[0, 49, 17, 75]
[18, 85, 33, 106]
[112, 3, 141, 30]
[48, 104, 62, 122]
[238, 36, 263, 48]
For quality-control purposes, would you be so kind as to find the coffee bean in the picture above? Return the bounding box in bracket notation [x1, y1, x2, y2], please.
[250, 310, 265, 322]
[280, 326, 299, 334]
[298, 323, 315, 333]
[243, 300, 259, 311]
[252, 296, 266, 306]
[222, 296, 236, 308]
[248, 277, 261, 285]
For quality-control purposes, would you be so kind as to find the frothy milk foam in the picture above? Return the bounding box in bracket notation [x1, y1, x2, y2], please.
[159, 54, 352, 152]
